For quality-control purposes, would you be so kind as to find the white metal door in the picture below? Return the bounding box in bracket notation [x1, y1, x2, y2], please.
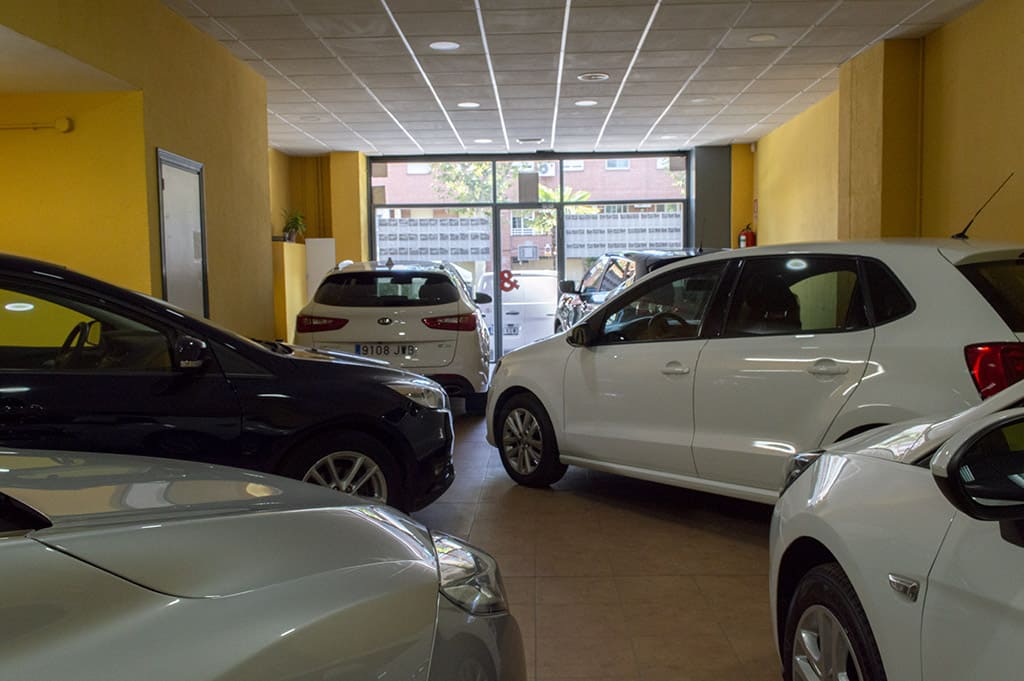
[158, 150, 206, 316]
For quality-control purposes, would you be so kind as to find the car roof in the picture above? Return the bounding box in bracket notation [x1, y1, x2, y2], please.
[336, 260, 451, 274]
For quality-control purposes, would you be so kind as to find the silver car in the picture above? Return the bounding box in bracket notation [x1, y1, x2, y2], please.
[0, 450, 526, 681]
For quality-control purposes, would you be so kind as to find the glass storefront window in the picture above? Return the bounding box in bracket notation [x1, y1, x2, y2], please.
[561, 156, 686, 202]
[495, 160, 561, 203]
[371, 160, 493, 205]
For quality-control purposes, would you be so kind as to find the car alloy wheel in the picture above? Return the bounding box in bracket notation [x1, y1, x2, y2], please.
[303, 451, 389, 503]
[792, 605, 864, 681]
[502, 408, 542, 475]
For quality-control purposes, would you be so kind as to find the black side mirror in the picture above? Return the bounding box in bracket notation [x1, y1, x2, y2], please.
[474, 292, 493, 304]
[559, 280, 577, 295]
[174, 335, 208, 372]
[566, 323, 596, 347]
[932, 409, 1024, 521]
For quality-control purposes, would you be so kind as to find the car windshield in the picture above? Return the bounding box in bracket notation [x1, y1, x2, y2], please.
[315, 271, 459, 307]
[958, 259, 1024, 332]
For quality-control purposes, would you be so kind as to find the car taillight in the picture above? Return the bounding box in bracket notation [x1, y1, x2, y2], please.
[423, 313, 476, 331]
[296, 315, 348, 333]
[965, 343, 1024, 399]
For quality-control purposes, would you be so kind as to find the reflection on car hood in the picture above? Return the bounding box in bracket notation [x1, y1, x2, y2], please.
[1, 451, 436, 598]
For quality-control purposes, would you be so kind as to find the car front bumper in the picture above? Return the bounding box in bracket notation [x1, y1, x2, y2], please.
[430, 597, 527, 681]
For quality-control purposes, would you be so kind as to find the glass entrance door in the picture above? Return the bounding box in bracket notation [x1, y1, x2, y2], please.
[477, 208, 559, 357]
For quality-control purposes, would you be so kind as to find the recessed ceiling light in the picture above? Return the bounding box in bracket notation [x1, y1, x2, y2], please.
[473, 138, 493, 144]
[577, 72, 610, 82]
[690, 97, 713, 104]
[516, 137, 544, 144]
[297, 115, 322, 122]
[748, 33, 778, 43]
[457, 101, 480, 109]
[575, 100, 598, 107]
[660, 134, 678, 140]
[429, 41, 461, 51]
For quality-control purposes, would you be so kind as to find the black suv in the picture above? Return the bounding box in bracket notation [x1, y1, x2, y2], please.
[556, 249, 711, 332]
[0, 253, 454, 511]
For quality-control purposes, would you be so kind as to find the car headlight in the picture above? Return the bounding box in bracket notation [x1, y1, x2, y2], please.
[386, 379, 448, 410]
[781, 451, 824, 495]
[432, 532, 508, 615]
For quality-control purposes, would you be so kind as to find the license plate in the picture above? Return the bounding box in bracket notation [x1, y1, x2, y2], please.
[354, 343, 418, 357]
[504, 323, 520, 336]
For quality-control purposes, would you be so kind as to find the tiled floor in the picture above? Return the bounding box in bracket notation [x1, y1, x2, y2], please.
[412, 411, 781, 681]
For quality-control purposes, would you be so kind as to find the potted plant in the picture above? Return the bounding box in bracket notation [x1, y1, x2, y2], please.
[282, 209, 306, 242]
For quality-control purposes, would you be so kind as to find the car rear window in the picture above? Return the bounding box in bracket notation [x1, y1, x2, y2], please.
[958, 259, 1024, 332]
[314, 271, 459, 307]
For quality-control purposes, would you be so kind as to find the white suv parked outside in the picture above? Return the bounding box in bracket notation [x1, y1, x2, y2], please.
[295, 261, 491, 412]
[486, 239, 1024, 502]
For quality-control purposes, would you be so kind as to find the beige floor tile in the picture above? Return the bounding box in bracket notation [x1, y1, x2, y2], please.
[535, 577, 620, 604]
[536, 636, 638, 678]
[536, 602, 630, 639]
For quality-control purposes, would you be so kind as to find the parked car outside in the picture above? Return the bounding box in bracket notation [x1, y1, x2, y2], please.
[486, 239, 1024, 503]
[476, 269, 559, 354]
[0, 450, 525, 681]
[770, 376, 1024, 681]
[0, 253, 454, 511]
[295, 261, 492, 412]
[555, 249, 710, 332]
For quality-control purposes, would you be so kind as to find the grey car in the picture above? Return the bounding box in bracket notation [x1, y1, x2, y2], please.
[0, 450, 526, 681]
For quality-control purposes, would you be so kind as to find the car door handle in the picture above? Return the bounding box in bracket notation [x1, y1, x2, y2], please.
[661, 361, 690, 376]
[505, 311, 520, 316]
[807, 359, 849, 376]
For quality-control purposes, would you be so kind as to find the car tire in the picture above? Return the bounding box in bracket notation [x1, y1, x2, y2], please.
[495, 393, 567, 487]
[783, 562, 887, 681]
[281, 430, 408, 511]
[464, 392, 487, 416]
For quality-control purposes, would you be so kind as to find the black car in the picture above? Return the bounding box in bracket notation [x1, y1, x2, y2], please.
[0, 253, 453, 511]
[555, 249, 712, 332]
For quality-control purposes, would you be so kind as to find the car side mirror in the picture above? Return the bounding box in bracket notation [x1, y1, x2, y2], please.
[474, 292, 493, 305]
[932, 409, 1024, 521]
[559, 280, 577, 294]
[566, 323, 595, 347]
[174, 335, 208, 372]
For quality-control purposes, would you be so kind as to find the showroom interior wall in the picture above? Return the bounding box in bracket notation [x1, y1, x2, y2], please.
[730, 143, 755, 248]
[0, 0, 274, 338]
[0, 91, 149, 291]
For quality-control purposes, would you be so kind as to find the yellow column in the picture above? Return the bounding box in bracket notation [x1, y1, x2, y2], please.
[329, 151, 369, 262]
[730, 143, 755, 247]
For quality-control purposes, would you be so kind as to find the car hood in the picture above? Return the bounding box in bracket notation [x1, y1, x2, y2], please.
[1, 451, 437, 598]
[828, 378, 1024, 463]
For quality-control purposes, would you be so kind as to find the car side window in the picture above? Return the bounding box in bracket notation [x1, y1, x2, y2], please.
[599, 265, 723, 344]
[0, 285, 172, 372]
[862, 259, 914, 324]
[580, 257, 608, 294]
[601, 258, 633, 291]
[723, 257, 867, 336]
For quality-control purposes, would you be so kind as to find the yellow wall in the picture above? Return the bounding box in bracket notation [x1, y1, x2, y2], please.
[753, 92, 840, 244]
[921, 0, 1024, 240]
[272, 242, 307, 342]
[329, 152, 369, 262]
[289, 155, 332, 239]
[0, 92, 149, 291]
[0, 0, 273, 337]
[0, 289, 90, 347]
[269, 148, 293, 238]
[730, 144, 755, 247]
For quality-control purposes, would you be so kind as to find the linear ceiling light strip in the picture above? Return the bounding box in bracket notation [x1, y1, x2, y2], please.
[380, 0, 465, 151]
[549, 0, 573, 150]
[683, 0, 842, 148]
[474, 0, 510, 151]
[743, 0, 937, 137]
[593, 0, 662, 151]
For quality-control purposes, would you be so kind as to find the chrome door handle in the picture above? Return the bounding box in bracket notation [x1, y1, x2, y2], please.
[808, 359, 849, 376]
[661, 361, 690, 376]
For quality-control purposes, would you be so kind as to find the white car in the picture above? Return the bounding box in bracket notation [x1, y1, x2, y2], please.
[486, 239, 1024, 502]
[476, 270, 558, 354]
[770, 373, 1024, 681]
[295, 261, 491, 412]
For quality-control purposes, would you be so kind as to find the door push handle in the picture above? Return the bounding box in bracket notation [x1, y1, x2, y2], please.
[808, 359, 849, 376]
[661, 361, 690, 376]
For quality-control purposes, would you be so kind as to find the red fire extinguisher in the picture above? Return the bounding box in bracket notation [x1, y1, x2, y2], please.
[738, 224, 756, 248]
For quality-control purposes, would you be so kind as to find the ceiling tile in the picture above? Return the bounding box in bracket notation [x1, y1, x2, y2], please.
[290, 74, 360, 89]
[644, 29, 727, 51]
[323, 37, 407, 57]
[745, 77, 817, 94]
[268, 90, 315, 103]
[303, 13, 394, 38]
[309, 89, 378, 103]
[821, 2, 922, 27]
[492, 53, 560, 70]
[482, 8, 565, 33]
[409, 35, 484, 55]
[564, 51, 635, 70]
[623, 81, 688, 95]
[360, 73, 428, 88]
[193, 0, 294, 14]
[718, 27, 809, 49]
[777, 46, 861, 65]
[435, 86, 496, 100]
[429, 72, 494, 87]
[220, 40, 260, 60]
[342, 56, 418, 74]
[244, 39, 332, 59]
[705, 47, 784, 67]
[391, 11, 480, 35]
[799, 26, 890, 47]
[495, 70, 558, 85]
[629, 67, 696, 82]
[216, 15, 313, 39]
[736, 2, 835, 28]
[566, 31, 643, 53]
[654, 3, 748, 29]
[418, 55, 490, 73]
[761, 64, 836, 80]
[264, 76, 300, 90]
[693, 64, 764, 80]
[635, 50, 712, 68]
[273, 58, 347, 76]
[571, 6, 654, 32]
[890, 23, 942, 39]
[683, 79, 746, 94]
[559, 82, 620, 97]
[291, 0, 381, 12]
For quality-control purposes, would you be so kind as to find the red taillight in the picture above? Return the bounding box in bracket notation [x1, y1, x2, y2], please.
[296, 315, 348, 333]
[422, 313, 476, 331]
[965, 343, 1024, 398]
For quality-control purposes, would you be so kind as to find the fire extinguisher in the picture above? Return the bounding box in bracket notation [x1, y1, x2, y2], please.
[738, 224, 756, 248]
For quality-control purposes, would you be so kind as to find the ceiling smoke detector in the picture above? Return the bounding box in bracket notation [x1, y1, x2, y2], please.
[577, 72, 610, 82]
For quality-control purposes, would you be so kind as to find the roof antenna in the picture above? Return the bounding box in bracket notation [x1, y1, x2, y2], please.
[952, 172, 1014, 240]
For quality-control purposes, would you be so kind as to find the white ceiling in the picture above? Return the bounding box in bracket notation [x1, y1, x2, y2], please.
[0, 25, 131, 93]
[163, 0, 981, 156]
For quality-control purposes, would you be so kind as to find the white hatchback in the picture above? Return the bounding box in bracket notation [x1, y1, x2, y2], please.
[486, 239, 1024, 502]
[295, 261, 492, 411]
[771, 375, 1024, 681]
